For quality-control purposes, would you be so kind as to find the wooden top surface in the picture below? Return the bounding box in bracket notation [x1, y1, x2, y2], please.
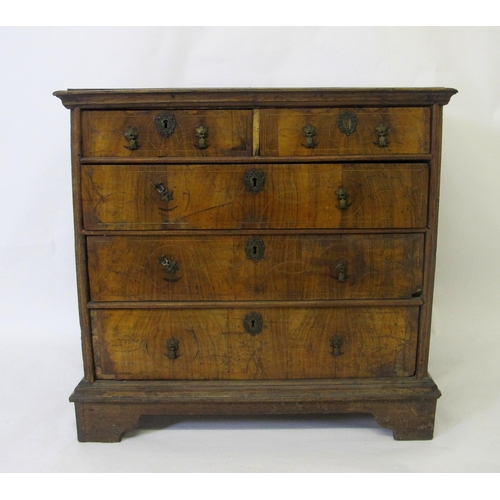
[54, 87, 458, 109]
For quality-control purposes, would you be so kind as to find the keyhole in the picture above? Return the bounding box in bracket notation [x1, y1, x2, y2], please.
[252, 245, 257, 255]
[251, 320, 256, 329]
[162, 119, 168, 129]
[252, 176, 257, 187]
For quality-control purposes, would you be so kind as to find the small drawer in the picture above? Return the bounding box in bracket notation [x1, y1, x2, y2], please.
[82, 163, 428, 230]
[91, 306, 419, 380]
[87, 234, 424, 302]
[259, 107, 430, 156]
[81, 109, 253, 157]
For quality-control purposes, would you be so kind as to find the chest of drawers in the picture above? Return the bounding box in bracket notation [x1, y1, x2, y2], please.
[54, 88, 456, 442]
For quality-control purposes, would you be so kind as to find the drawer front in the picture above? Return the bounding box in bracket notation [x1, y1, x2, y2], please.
[91, 306, 419, 380]
[81, 110, 253, 157]
[87, 234, 423, 302]
[82, 163, 428, 230]
[260, 107, 430, 156]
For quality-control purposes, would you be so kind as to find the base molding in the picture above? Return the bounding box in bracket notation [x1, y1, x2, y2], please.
[70, 377, 440, 442]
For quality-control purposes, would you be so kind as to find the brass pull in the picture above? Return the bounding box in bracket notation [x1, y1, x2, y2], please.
[166, 337, 179, 360]
[195, 124, 208, 149]
[158, 255, 179, 275]
[244, 168, 265, 194]
[302, 124, 317, 148]
[245, 237, 265, 263]
[374, 124, 389, 147]
[334, 259, 347, 282]
[335, 186, 349, 209]
[330, 335, 343, 356]
[155, 112, 176, 137]
[123, 127, 139, 150]
[154, 183, 173, 202]
[243, 312, 263, 336]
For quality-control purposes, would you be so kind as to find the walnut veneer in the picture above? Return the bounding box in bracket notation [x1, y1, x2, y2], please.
[55, 87, 456, 441]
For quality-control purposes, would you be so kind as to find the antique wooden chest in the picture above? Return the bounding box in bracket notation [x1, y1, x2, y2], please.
[54, 88, 456, 441]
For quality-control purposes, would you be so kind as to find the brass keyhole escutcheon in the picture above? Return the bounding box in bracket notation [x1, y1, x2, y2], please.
[244, 168, 265, 194]
[243, 312, 263, 336]
[155, 112, 176, 137]
[337, 111, 358, 136]
[245, 237, 265, 263]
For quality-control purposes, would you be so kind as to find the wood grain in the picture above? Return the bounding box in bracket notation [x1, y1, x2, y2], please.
[71, 376, 440, 441]
[54, 87, 458, 109]
[55, 87, 456, 441]
[81, 154, 433, 164]
[71, 108, 95, 382]
[87, 234, 424, 302]
[90, 306, 419, 380]
[416, 103, 444, 378]
[260, 107, 430, 156]
[82, 109, 252, 157]
[82, 163, 429, 230]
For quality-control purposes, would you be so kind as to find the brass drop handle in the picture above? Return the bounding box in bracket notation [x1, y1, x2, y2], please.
[374, 123, 389, 147]
[154, 183, 173, 202]
[302, 124, 317, 148]
[195, 124, 208, 149]
[330, 335, 343, 357]
[158, 255, 179, 274]
[335, 186, 349, 209]
[123, 126, 139, 150]
[334, 259, 347, 282]
[166, 337, 179, 360]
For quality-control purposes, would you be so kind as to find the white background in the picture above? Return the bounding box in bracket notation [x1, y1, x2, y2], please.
[1, 22, 499, 480]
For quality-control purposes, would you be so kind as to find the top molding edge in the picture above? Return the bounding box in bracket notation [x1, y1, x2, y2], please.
[53, 87, 458, 109]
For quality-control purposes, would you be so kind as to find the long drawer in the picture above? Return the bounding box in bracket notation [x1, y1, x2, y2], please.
[87, 234, 424, 302]
[82, 163, 429, 230]
[81, 109, 253, 157]
[91, 306, 419, 380]
[259, 107, 430, 156]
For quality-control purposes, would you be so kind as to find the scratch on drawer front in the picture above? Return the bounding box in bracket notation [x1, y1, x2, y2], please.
[179, 201, 233, 221]
[188, 328, 201, 360]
